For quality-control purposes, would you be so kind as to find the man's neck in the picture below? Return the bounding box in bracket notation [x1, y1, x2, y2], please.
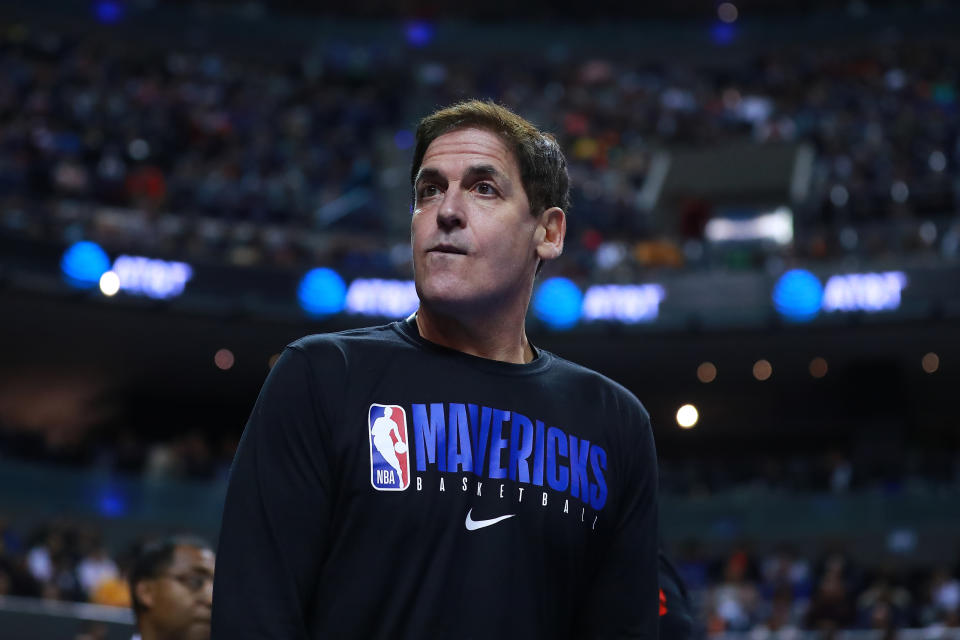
[137, 624, 172, 640]
[415, 306, 534, 364]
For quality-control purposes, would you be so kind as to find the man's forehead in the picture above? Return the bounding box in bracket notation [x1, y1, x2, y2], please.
[170, 545, 215, 571]
[420, 127, 518, 176]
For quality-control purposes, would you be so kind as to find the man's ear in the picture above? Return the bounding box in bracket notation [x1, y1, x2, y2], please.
[135, 580, 156, 611]
[534, 206, 566, 263]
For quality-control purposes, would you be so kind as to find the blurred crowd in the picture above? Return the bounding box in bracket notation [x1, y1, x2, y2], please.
[0, 424, 237, 482]
[679, 543, 960, 636]
[660, 449, 960, 497]
[1, 517, 958, 636]
[1, 19, 959, 280]
[0, 518, 133, 607]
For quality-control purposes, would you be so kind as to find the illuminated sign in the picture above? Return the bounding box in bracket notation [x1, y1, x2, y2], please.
[581, 284, 666, 323]
[345, 279, 419, 317]
[111, 255, 193, 299]
[705, 207, 793, 245]
[773, 270, 908, 321]
[821, 272, 907, 313]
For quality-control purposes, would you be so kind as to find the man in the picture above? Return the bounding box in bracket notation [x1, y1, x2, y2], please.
[659, 550, 696, 639]
[129, 536, 215, 640]
[213, 100, 658, 639]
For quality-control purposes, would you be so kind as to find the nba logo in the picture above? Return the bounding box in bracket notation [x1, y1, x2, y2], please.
[368, 404, 410, 491]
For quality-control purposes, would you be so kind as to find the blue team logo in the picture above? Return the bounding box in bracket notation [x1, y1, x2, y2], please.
[368, 404, 410, 491]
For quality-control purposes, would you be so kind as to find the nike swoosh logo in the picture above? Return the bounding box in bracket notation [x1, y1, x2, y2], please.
[465, 508, 515, 531]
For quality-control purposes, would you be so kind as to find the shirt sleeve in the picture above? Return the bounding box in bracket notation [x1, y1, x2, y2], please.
[578, 398, 659, 640]
[212, 345, 338, 639]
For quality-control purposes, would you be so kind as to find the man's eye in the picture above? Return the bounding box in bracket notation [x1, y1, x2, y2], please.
[418, 185, 439, 199]
[474, 182, 496, 195]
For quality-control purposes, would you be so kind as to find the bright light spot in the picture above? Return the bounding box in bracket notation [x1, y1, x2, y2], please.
[697, 362, 717, 383]
[61, 241, 111, 288]
[298, 268, 347, 316]
[676, 404, 699, 428]
[268, 353, 281, 369]
[99, 271, 120, 296]
[215, 348, 235, 371]
[532, 278, 583, 330]
[717, 2, 739, 23]
[891, 180, 909, 203]
[772, 269, 822, 322]
[753, 359, 773, 381]
[922, 352, 939, 374]
[704, 206, 793, 245]
[929, 150, 947, 173]
[809, 357, 828, 378]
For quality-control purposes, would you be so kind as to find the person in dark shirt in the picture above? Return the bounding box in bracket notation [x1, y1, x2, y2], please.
[659, 550, 696, 639]
[129, 536, 215, 640]
[212, 100, 659, 639]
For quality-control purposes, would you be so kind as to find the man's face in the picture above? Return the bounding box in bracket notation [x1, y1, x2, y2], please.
[412, 127, 542, 315]
[142, 545, 215, 640]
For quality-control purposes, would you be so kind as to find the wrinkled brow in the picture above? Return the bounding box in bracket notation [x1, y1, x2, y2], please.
[415, 164, 509, 187]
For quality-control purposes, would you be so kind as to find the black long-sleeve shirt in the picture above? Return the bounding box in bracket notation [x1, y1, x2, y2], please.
[212, 318, 658, 639]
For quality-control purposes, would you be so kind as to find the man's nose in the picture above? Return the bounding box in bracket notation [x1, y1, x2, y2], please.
[199, 579, 213, 607]
[437, 188, 466, 231]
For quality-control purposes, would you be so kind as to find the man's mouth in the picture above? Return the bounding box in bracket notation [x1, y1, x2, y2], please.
[428, 244, 468, 255]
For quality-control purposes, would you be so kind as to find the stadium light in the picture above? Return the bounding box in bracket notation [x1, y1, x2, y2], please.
[676, 404, 699, 429]
[697, 362, 717, 383]
[215, 349, 235, 371]
[753, 359, 773, 381]
[99, 271, 120, 297]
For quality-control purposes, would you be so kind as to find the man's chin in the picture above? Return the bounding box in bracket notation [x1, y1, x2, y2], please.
[415, 280, 477, 312]
[185, 626, 211, 640]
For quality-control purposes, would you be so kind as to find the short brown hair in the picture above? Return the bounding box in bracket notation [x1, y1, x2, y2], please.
[410, 100, 570, 218]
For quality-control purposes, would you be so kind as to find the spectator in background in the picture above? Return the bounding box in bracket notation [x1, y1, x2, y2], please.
[706, 549, 761, 633]
[804, 553, 856, 632]
[128, 536, 215, 640]
[77, 543, 119, 598]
